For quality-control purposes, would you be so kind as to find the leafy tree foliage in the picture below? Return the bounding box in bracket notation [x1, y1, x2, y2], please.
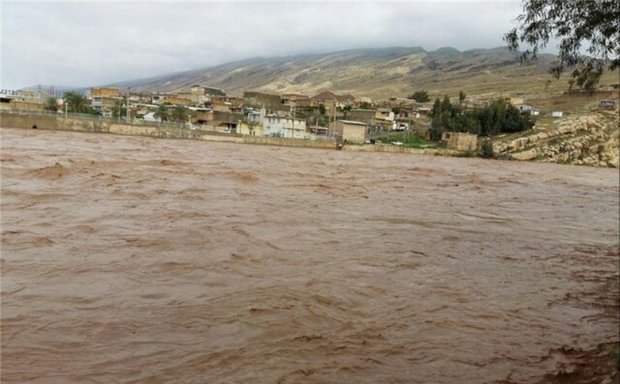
[505, 0, 620, 90]
[154, 103, 169, 122]
[44, 97, 58, 112]
[409, 90, 430, 102]
[63, 91, 89, 113]
[429, 97, 534, 140]
[170, 105, 189, 123]
[111, 99, 127, 119]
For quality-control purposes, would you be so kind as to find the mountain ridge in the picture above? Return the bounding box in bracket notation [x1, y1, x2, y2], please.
[106, 46, 557, 99]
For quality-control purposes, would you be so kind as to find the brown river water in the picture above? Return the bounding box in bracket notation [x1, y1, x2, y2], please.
[1, 127, 618, 383]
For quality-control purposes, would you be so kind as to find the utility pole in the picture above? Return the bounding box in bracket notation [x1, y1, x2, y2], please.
[330, 100, 336, 137]
[291, 101, 296, 138]
[126, 88, 131, 123]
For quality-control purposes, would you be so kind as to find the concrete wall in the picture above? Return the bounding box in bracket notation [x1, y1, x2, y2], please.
[1, 111, 58, 130]
[10, 101, 44, 111]
[0, 111, 206, 139]
[241, 136, 336, 149]
[1, 111, 464, 157]
[0, 111, 336, 149]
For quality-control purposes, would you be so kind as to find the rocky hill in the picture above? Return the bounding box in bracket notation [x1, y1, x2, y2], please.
[493, 100, 619, 168]
[110, 46, 557, 99]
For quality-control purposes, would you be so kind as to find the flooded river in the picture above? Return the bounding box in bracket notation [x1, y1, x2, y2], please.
[1, 127, 618, 383]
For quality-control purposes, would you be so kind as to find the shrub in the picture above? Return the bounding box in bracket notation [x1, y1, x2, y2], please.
[480, 140, 494, 158]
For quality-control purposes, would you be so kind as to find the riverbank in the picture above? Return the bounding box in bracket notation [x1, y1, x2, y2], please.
[0, 110, 462, 156]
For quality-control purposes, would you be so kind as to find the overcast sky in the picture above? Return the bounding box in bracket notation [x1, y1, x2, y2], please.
[1, 0, 528, 90]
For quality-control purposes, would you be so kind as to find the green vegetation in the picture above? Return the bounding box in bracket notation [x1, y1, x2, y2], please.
[429, 96, 534, 140]
[44, 97, 58, 112]
[63, 91, 100, 115]
[409, 90, 430, 102]
[506, 0, 619, 91]
[154, 103, 170, 122]
[111, 99, 127, 119]
[170, 105, 189, 123]
[373, 131, 435, 149]
[318, 103, 326, 115]
[480, 139, 494, 158]
[64, 91, 89, 113]
[458, 90, 466, 104]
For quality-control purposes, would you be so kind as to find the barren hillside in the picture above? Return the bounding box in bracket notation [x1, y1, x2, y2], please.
[110, 46, 558, 99]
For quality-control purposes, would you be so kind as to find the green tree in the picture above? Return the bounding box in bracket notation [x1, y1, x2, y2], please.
[342, 104, 352, 118]
[459, 90, 466, 104]
[317, 115, 329, 127]
[64, 91, 89, 113]
[431, 96, 532, 138]
[409, 90, 430, 102]
[170, 105, 188, 123]
[505, 0, 620, 91]
[111, 99, 127, 119]
[154, 103, 169, 122]
[44, 96, 58, 112]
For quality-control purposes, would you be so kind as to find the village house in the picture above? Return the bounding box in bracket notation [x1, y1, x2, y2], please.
[347, 109, 375, 125]
[375, 108, 395, 122]
[163, 95, 193, 106]
[189, 107, 213, 125]
[441, 132, 478, 151]
[281, 94, 313, 108]
[237, 107, 310, 138]
[262, 113, 308, 138]
[244, 91, 285, 111]
[211, 96, 244, 113]
[189, 85, 226, 105]
[312, 90, 339, 104]
[1, 89, 47, 111]
[90, 87, 121, 113]
[333, 120, 368, 144]
[211, 110, 244, 133]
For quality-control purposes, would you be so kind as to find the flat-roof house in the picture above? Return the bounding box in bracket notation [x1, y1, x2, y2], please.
[263, 114, 307, 139]
[334, 120, 368, 144]
[441, 132, 478, 151]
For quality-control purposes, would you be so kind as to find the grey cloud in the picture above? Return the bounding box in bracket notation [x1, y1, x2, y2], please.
[1, 1, 524, 89]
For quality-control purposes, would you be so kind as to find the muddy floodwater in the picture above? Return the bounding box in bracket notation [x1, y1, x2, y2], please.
[1, 127, 618, 383]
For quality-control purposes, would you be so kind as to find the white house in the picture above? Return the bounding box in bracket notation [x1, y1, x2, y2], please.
[262, 114, 307, 138]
